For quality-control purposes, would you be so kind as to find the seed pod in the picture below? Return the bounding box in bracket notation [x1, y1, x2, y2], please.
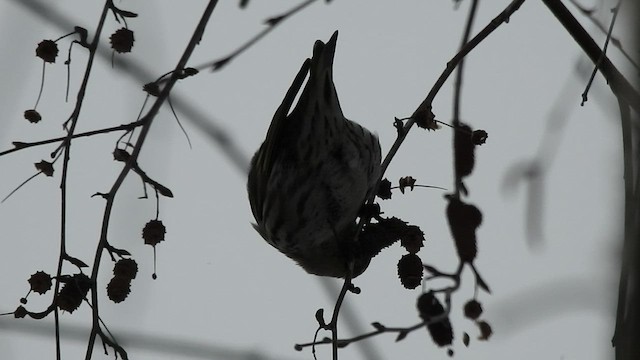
[109, 28, 134, 53]
[399, 225, 424, 254]
[143, 219, 166, 246]
[360, 217, 418, 258]
[397, 254, 423, 289]
[446, 196, 482, 263]
[454, 123, 475, 180]
[416, 292, 453, 347]
[28, 271, 52, 295]
[113, 258, 138, 280]
[36, 40, 58, 63]
[377, 178, 392, 200]
[24, 109, 42, 123]
[463, 299, 483, 320]
[57, 273, 91, 313]
[107, 276, 131, 303]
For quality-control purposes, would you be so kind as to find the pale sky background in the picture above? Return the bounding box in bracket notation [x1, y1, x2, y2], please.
[0, 0, 631, 359]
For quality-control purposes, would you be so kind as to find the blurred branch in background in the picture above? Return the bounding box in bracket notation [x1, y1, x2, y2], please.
[0, 319, 302, 360]
[539, 2, 639, 359]
[567, 0, 638, 70]
[489, 277, 613, 334]
[541, 0, 639, 112]
[502, 56, 590, 248]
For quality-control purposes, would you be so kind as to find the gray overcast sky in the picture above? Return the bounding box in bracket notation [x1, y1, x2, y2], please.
[0, 0, 630, 359]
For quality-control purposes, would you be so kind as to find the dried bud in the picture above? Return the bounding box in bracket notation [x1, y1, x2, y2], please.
[74, 26, 88, 45]
[28, 271, 52, 295]
[472, 129, 488, 145]
[397, 254, 423, 289]
[24, 109, 42, 123]
[143, 219, 166, 246]
[35, 160, 54, 177]
[178, 67, 199, 79]
[14, 306, 28, 319]
[36, 40, 58, 63]
[414, 108, 438, 130]
[143, 82, 161, 97]
[113, 148, 131, 162]
[398, 176, 416, 194]
[109, 28, 134, 53]
[463, 299, 483, 320]
[315, 308, 326, 328]
[393, 117, 404, 136]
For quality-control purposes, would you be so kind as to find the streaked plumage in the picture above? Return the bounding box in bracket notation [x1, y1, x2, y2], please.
[248, 31, 381, 278]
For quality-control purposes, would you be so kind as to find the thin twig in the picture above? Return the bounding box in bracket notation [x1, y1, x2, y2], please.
[194, 0, 319, 72]
[1, 172, 42, 203]
[540, 0, 640, 113]
[297, 303, 455, 351]
[452, 0, 479, 197]
[167, 97, 193, 149]
[0, 121, 143, 157]
[328, 274, 352, 360]
[35, 62, 46, 108]
[297, 322, 425, 350]
[54, 1, 113, 359]
[389, 184, 447, 191]
[452, 0, 478, 122]
[567, 0, 638, 71]
[580, 0, 622, 105]
[85, 1, 220, 359]
[301, 262, 461, 352]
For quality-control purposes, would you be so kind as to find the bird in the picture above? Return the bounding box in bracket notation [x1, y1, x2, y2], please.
[247, 31, 381, 278]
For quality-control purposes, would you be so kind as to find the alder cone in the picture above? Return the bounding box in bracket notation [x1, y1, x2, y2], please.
[248, 31, 381, 278]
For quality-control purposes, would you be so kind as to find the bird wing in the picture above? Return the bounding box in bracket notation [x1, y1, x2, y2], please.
[248, 58, 310, 224]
